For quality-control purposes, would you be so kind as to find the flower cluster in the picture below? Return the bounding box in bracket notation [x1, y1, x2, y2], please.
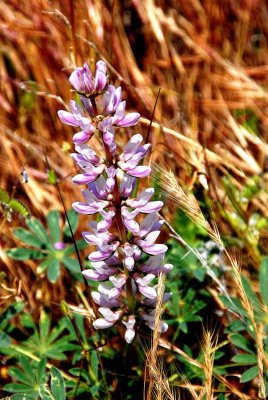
[58, 61, 172, 343]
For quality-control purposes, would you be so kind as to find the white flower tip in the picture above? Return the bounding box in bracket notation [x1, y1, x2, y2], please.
[125, 329, 135, 344]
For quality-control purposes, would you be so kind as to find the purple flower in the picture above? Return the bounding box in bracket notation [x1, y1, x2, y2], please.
[92, 288, 120, 308]
[83, 223, 120, 261]
[82, 260, 117, 281]
[59, 60, 172, 343]
[72, 165, 105, 185]
[141, 254, 173, 275]
[135, 230, 168, 256]
[69, 61, 107, 94]
[120, 174, 136, 199]
[123, 243, 141, 271]
[54, 241, 66, 251]
[72, 189, 109, 215]
[98, 118, 116, 156]
[71, 144, 100, 167]
[58, 101, 94, 131]
[103, 85, 122, 115]
[142, 310, 168, 333]
[112, 101, 140, 127]
[134, 273, 157, 299]
[93, 307, 121, 329]
[144, 292, 172, 307]
[121, 190, 163, 234]
[118, 134, 151, 178]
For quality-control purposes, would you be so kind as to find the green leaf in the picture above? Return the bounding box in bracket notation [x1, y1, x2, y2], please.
[90, 384, 100, 397]
[9, 199, 30, 218]
[37, 358, 47, 385]
[11, 394, 37, 400]
[47, 170, 57, 185]
[74, 314, 86, 343]
[39, 258, 55, 273]
[260, 257, 268, 307]
[63, 210, 78, 238]
[47, 210, 61, 243]
[20, 357, 35, 380]
[0, 331, 11, 347]
[39, 312, 50, 344]
[90, 350, 99, 380]
[63, 239, 88, 256]
[229, 334, 253, 353]
[232, 354, 257, 365]
[26, 218, 50, 245]
[6, 248, 44, 260]
[62, 257, 80, 274]
[20, 313, 36, 329]
[47, 259, 60, 283]
[39, 385, 54, 399]
[8, 367, 34, 386]
[240, 365, 259, 383]
[0, 301, 25, 328]
[4, 383, 36, 393]
[241, 275, 261, 311]
[13, 228, 43, 248]
[220, 295, 248, 317]
[0, 187, 9, 203]
[50, 367, 66, 400]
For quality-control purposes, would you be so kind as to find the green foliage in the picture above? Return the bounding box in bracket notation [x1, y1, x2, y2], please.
[50, 367, 66, 400]
[4, 357, 47, 399]
[0, 302, 25, 349]
[47, 170, 57, 185]
[4, 357, 66, 400]
[167, 288, 206, 338]
[0, 187, 30, 220]
[260, 257, 268, 306]
[16, 311, 80, 361]
[6, 209, 87, 283]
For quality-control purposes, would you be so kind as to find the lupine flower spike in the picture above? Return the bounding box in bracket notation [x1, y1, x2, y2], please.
[58, 61, 172, 343]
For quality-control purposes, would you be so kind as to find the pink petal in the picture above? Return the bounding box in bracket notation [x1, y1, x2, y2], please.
[73, 131, 93, 144]
[58, 110, 79, 126]
[93, 318, 115, 329]
[116, 112, 140, 127]
[121, 134, 143, 161]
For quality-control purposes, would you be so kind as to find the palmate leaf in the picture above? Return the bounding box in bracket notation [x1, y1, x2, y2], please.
[4, 357, 47, 399]
[46, 210, 60, 243]
[26, 218, 51, 246]
[62, 257, 81, 274]
[6, 248, 44, 261]
[13, 228, 44, 248]
[47, 259, 60, 283]
[63, 209, 79, 239]
[20, 313, 78, 361]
